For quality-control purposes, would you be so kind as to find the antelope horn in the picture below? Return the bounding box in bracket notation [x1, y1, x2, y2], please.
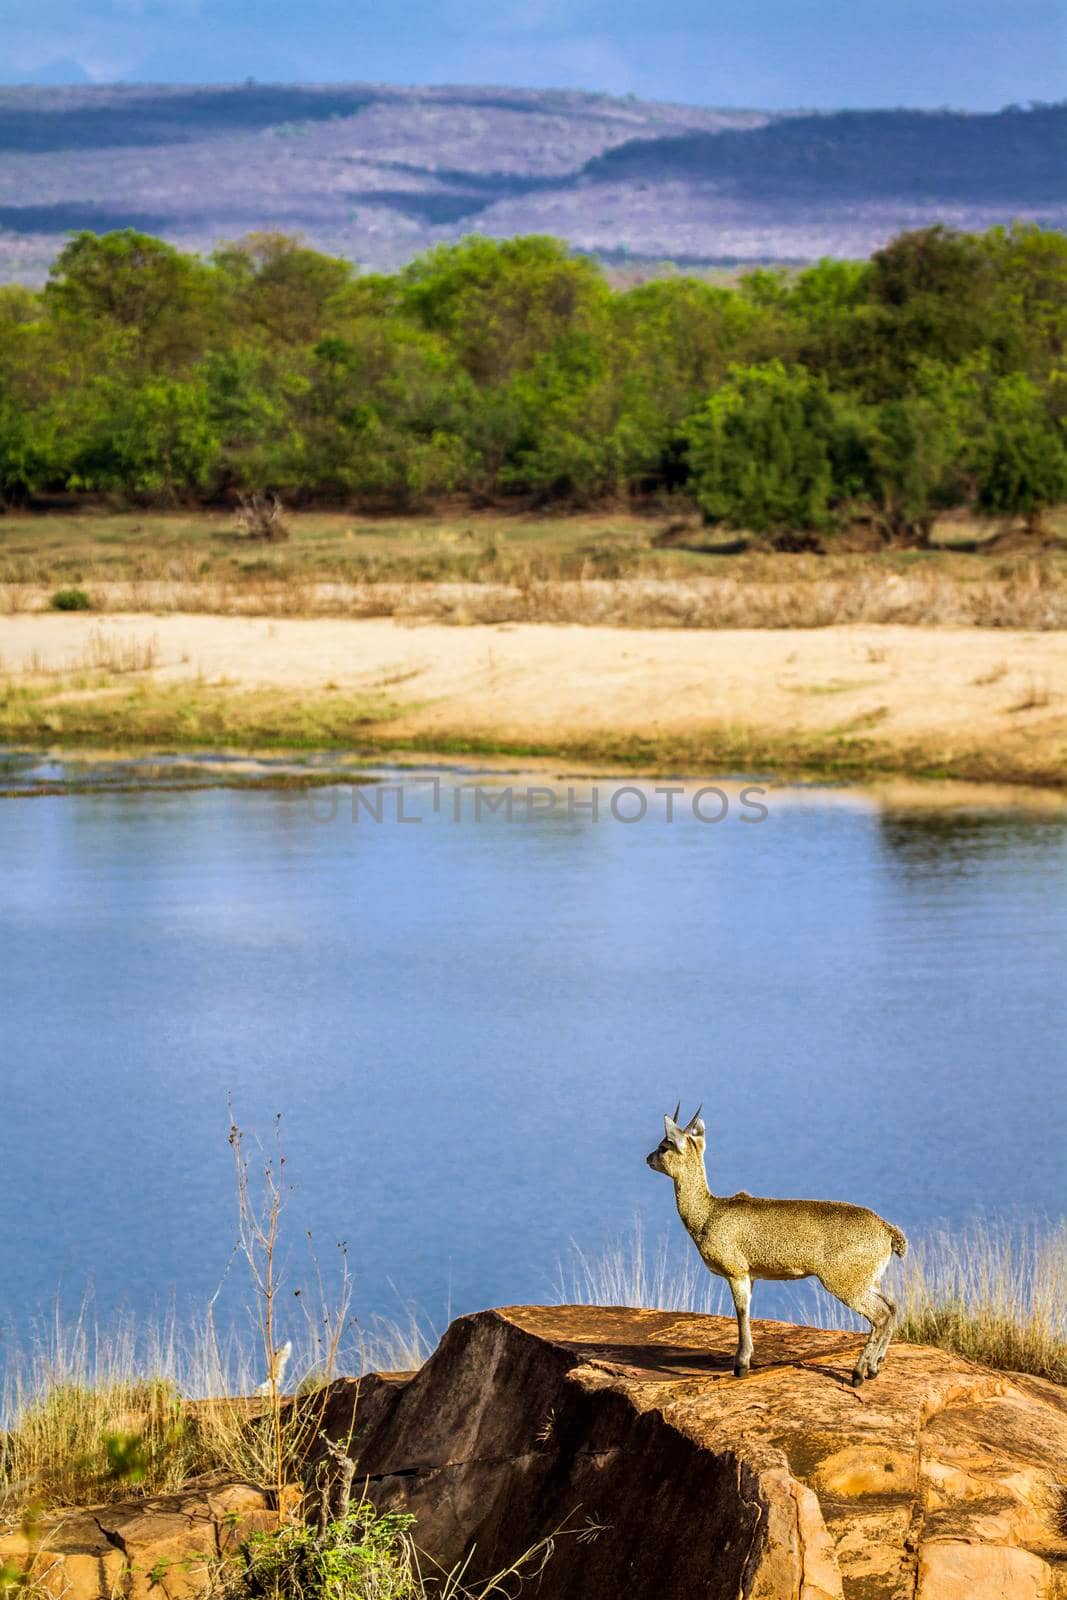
[671, 1101, 681, 1126]
[686, 1103, 703, 1129]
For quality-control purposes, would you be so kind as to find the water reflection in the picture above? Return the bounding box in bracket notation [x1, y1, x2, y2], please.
[1, 774, 1064, 1344]
[878, 807, 1067, 876]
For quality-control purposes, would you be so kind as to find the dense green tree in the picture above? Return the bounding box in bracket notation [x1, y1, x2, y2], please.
[44, 230, 214, 368]
[60, 378, 220, 497]
[2, 223, 1066, 526]
[608, 278, 771, 485]
[284, 321, 472, 502]
[490, 344, 624, 502]
[738, 267, 791, 310]
[0, 285, 41, 329]
[785, 258, 871, 327]
[862, 398, 965, 543]
[685, 362, 843, 536]
[212, 233, 353, 347]
[201, 349, 302, 492]
[398, 235, 610, 386]
[802, 227, 1013, 399]
[988, 223, 1067, 379]
[865, 226, 1006, 387]
[973, 374, 1067, 529]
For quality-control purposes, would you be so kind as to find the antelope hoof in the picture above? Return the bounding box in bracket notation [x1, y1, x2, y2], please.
[733, 1361, 750, 1378]
[852, 1369, 865, 1388]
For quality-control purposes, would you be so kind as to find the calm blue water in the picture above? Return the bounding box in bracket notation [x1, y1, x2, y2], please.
[1, 771, 1065, 1353]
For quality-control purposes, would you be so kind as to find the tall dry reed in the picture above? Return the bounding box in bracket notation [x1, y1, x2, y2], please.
[0, 1299, 430, 1514]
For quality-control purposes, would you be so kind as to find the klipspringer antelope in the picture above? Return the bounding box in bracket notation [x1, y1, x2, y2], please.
[647, 1105, 907, 1385]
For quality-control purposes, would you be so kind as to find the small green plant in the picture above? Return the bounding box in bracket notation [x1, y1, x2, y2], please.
[103, 1428, 154, 1486]
[220, 1504, 417, 1600]
[49, 587, 92, 611]
[0, 1559, 29, 1600]
[0, 1561, 55, 1600]
[217, 1504, 565, 1600]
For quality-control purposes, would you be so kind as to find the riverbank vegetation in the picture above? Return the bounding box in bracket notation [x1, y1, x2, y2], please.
[2, 513, 1066, 625]
[0, 678, 1060, 790]
[2, 607, 1063, 787]
[1, 224, 1066, 545]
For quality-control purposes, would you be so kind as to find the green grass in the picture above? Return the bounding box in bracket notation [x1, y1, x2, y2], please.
[1, 683, 1063, 790]
[0, 681, 401, 751]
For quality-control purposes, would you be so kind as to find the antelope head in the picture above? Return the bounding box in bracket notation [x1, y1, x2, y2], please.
[646, 1102, 705, 1178]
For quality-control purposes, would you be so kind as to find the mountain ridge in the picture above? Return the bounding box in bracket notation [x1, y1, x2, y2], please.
[0, 83, 1061, 284]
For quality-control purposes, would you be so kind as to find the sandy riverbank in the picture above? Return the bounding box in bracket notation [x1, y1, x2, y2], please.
[3, 613, 1064, 785]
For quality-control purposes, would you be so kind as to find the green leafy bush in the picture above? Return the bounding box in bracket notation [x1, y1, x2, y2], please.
[685, 362, 844, 535]
[218, 1504, 562, 1600]
[974, 373, 1067, 529]
[220, 1506, 417, 1600]
[50, 587, 92, 611]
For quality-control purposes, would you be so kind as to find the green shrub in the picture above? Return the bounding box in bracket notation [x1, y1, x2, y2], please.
[50, 587, 92, 611]
[220, 1506, 417, 1600]
[685, 362, 843, 535]
[218, 1503, 561, 1600]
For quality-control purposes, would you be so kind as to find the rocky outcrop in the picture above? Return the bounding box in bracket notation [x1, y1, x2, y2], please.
[5, 1309, 1066, 1599]
[317, 1307, 1067, 1600]
[0, 1479, 275, 1600]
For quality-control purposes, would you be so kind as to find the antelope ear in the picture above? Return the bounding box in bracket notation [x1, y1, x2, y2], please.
[689, 1117, 705, 1139]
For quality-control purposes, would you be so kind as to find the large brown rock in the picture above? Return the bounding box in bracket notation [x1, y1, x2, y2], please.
[5, 1310, 1066, 1599]
[315, 1306, 1067, 1600]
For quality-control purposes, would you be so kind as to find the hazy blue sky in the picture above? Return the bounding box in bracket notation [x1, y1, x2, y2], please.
[2, 0, 1063, 109]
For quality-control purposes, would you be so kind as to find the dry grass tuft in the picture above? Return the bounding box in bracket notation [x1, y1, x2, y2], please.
[557, 1225, 730, 1317]
[80, 628, 160, 675]
[1, 510, 1064, 629]
[0, 1309, 204, 1509]
[0, 1305, 429, 1516]
[896, 1219, 1067, 1382]
[12, 561, 1062, 630]
[1007, 677, 1052, 713]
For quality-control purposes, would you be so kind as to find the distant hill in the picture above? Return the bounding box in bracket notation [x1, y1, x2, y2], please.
[0, 84, 1062, 284]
